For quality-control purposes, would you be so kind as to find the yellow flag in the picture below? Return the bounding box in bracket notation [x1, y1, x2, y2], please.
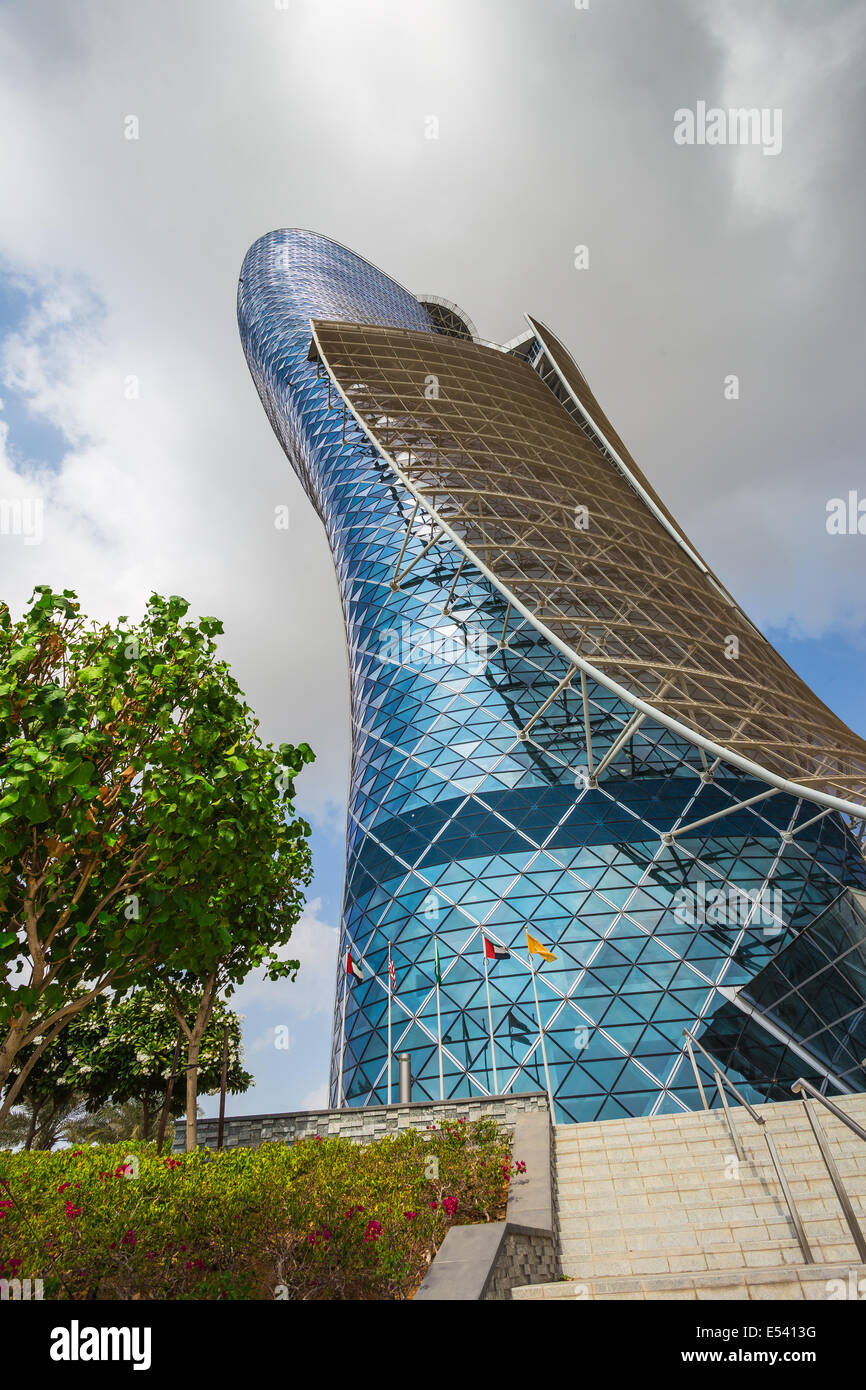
[526, 930, 556, 963]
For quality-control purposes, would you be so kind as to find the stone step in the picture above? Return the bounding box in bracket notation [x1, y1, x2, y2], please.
[558, 1237, 864, 1280]
[511, 1262, 866, 1301]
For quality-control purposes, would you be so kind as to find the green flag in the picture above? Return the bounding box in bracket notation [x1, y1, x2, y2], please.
[434, 936, 442, 986]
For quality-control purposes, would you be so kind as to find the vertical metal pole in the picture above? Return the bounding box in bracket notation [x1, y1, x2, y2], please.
[713, 1068, 745, 1162]
[435, 939, 444, 1102]
[442, 555, 466, 616]
[763, 1127, 814, 1264]
[684, 1035, 709, 1111]
[399, 1053, 411, 1103]
[531, 964, 556, 1124]
[800, 1099, 866, 1261]
[484, 954, 499, 1096]
[580, 670, 595, 781]
[216, 1023, 229, 1151]
[499, 602, 512, 650]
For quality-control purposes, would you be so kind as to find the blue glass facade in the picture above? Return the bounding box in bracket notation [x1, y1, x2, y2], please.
[238, 229, 866, 1122]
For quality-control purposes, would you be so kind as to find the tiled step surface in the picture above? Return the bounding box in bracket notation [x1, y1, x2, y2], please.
[514, 1093, 866, 1299]
[512, 1262, 866, 1302]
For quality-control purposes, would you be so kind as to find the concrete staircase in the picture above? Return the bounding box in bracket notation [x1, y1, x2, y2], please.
[512, 1092, 866, 1300]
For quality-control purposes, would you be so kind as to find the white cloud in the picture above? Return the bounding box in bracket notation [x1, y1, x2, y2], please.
[230, 898, 339, 1021]
[301, 1082, 330, 1111]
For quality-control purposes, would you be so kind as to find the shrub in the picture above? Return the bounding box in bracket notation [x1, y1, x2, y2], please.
[0, 1116, 514, 1299]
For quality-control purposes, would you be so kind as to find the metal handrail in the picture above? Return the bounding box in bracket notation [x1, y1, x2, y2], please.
[791, 1079, 866, 1262]
[791, 1078, 866, 1144]
[683, 1030, 813, 1263]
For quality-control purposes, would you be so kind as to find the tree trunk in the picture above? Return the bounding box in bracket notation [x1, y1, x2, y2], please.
[157, 1028, 183, 1155]
[0, 1008, 33, 1116]
[142, 1096, 151, 1143]
[25, 1096, 41, 1151]
[184, 972, 217, 1154]
[34, 1098, 60, 1151]
[0, 1011, 70, 1131]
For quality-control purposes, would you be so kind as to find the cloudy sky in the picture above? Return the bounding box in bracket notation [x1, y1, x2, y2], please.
[1, 0, 864, 1115]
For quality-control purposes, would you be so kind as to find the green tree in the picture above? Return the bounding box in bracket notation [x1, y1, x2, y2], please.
[66, 985, 252, 1141]
[157, 737, 314, 1150]
[0, 986, 253, 1147]
[0, 587, 314, 1129]
[0, 991, 91, 1149]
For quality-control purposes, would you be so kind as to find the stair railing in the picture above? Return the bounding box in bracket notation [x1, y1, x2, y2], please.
[791, 1078, 866, 1262]
[683, 1029, 814, 1263]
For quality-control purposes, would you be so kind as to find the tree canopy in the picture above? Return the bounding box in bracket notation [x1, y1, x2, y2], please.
[0, 586, 314, 1127]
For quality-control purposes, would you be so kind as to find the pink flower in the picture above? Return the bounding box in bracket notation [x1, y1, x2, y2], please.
[58, 1182, 71, 1194]
[120, 1230, 136, 1248]
[429, 1200, 439, 1211]
[442, 1196, 458, 1216]
[64, 1201, 82, 1219]
[403, 1211, 417, 1221]
[364, 1219, 382, 1244]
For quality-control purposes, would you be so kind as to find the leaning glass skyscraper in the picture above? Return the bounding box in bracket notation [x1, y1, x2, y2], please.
[238, 229, 866, 1123]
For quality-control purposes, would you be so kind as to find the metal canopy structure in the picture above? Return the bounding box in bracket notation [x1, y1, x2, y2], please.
[310, 316, 866, 821]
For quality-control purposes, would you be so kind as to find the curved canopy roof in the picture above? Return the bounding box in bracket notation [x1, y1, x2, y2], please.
[310, 314, 866, 820]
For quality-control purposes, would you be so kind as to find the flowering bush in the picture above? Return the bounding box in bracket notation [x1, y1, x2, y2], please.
[0, 1117, 516, 1300]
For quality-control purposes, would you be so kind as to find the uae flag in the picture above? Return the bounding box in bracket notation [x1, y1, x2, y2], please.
[346, 951, 363, 983]
[484, 936, 510, 962]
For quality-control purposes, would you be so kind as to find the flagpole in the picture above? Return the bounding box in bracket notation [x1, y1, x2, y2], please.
[530, 961, 556, 1124]
[484, 952, 499, 1096]
[435, 935, 444, 1101]
[337, 959, 349, 1108]
[387, 941, 393, 1106]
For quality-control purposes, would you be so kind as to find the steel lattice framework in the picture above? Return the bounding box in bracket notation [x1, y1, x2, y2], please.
[238, 227, 866, 1123]
[311, 318, 866, 817]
